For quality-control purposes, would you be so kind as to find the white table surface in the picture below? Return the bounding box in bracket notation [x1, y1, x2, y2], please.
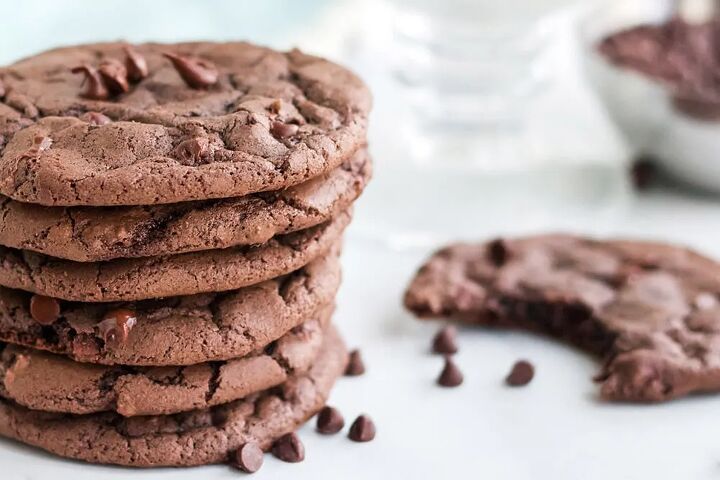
[4, 1, 720, 479]
[5, 185, 720, 480]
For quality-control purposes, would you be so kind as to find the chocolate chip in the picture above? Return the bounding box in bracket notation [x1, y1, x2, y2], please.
[269, 99, 283, 114]
[271, 432, 304, 463]
[487, 238, 509, 267]
[231, 442, 264, 473]
[630, 158, 657, 191]
[97, 309, 137, 345]
[316, 406, 345, 434]
[29, 295, 60, 325]
[348, 415, 376, 442]
[270, 121, 299, 139]
[506, 360, 534, 386]
[437, 357, 464, 387]
[80, 111, 112, 126]
[345, 349, 365, 376]
[432, 325, 458, 354]
[71, 65, 109, 100]
[22, 135, 53, 159]
[124, 46, 148, 82]
[163, 52, 218, 89]
[0, 78, 5, 98]
[98, 59, 129, 95]
[173, 137, 211, 165]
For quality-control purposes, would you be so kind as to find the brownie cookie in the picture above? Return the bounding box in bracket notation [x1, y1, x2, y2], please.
[0, 149, 370, 261]
[0, 41, 370, 206]
[0, 253, 340, 366]
[0, 326, 347, 467]
[0, 313, 330, 417]
[405, 235, 720, 402]
[0, 211, 349, 302]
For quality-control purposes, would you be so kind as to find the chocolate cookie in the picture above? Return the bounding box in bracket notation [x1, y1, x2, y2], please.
[405, 235, 720, 402]
[0, 41, 370, 206]
[0, 326, 347, 467]
[0, 313, 330, 417]
[0, 211, 349, 302]
[0, 149, 370, 262]
[0, 253, 340, 366]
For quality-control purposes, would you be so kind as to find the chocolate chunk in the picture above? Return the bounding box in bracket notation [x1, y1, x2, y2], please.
[316, 406, 344, 434]
[506, 360, 534, 387]
[29, 295, 60, 325]
[80, 111, 112, 126]
[348, 415, 376, 442]
[97, 309, 137, 345]
[173, 137, 211, 165]
[630, 158, 657, 191]
[163, 52, 218, 89]
[437, 357, 463, 387]
[98, 59, 129, 95]
[124, 46, 148, 82]
[271, 432, 304, 463]
[71, 65, 109, 100]
[487, 238, 508, 266]
[270, 121, 299, 139]
[432, 325, 458, 354]
[231, 442, 263, 473]
[345, 349, 365, 376]
[0, 78, 5, 98]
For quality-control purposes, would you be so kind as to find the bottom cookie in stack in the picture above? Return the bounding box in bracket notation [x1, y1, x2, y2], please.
[0, 327, 347, 467]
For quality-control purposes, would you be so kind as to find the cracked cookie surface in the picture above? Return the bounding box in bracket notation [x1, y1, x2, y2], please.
[0, 148, 370, 262]
[405, 235, 720, 402]
[0, 253, 340, 366]
[0, 210, 349, 302]
[0, 325, 347, 467]
[0, 311, 331, 417]
[0, 41, 370, 206]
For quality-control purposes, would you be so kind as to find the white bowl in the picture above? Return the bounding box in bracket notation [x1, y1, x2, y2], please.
[580, 0, 720, 192]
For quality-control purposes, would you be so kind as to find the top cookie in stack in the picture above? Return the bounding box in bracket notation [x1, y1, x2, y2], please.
[0, 42, 371, 468]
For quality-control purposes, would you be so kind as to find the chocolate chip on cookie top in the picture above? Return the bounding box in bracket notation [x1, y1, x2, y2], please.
[0, 42, 370, 206]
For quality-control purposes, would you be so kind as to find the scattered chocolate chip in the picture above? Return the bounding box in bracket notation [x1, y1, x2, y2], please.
[271, 432, 305, 463]
[98, 59, 129, 95]
[80, 111, 112, 126]
[487, 238, 508, 267]
[270, 121, 299, 139]
[432, 325, 458, 355]
[437, 357, 464, 387]
[163, 52, 218, 89]
[173, 137, 210, 165]
[231, 442, 264, 473]
[506, 360, 535, 387]
[29, 295, 60, 325]
[97, 309, 137, 345]
[71, 65, 109, 100]
[345, 349, 365, 376]
[316, 406, 345, 434]
[124, 46, 148, 82]
[630, 157, 657, 191]
[348, 415, 376, 442]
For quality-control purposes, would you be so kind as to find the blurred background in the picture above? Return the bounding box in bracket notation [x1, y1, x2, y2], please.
[2, 0, 719, 249]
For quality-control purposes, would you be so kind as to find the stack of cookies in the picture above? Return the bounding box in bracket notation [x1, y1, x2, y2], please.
[0, 41, 371, 467]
